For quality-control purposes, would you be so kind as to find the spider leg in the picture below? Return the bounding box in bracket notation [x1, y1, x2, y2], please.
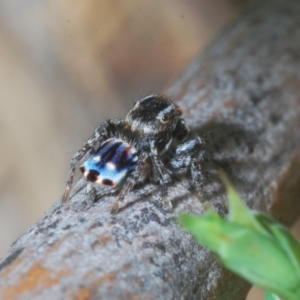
[85, 182, 117, 203]
[167, 136, 204, 190]
[111, 152, 148, 214]
[190, 159, 204, 192]
[63, 120, 121, 202]
[148, 140, 172, 197]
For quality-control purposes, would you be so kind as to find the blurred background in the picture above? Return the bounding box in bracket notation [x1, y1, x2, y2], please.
[0, 0, 297, 299]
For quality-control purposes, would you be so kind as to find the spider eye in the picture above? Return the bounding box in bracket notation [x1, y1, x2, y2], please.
[160, 115, 169, 124]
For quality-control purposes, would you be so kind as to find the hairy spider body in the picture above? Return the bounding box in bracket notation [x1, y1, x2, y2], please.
[63, 95, 204, 213]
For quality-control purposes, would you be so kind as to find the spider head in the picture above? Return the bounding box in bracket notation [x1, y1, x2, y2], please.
[125, 95, 182, 138]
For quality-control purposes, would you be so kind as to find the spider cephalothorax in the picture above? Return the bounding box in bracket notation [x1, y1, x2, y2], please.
[123, 95, 184, 154]
[63, 95, 204, 213]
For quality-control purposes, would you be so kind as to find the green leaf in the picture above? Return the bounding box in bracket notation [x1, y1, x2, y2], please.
[179, 172, 300, 300]
[265, 291, 282, 300]
[180, 214, 300, 299]
[219, 170, 272, 237]
[255, 212, 300, 279]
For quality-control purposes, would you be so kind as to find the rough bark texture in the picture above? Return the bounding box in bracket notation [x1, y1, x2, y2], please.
[1, 0, 300, 299]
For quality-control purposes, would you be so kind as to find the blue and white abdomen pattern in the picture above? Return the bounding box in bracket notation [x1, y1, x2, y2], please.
[80, 138, 138, 188]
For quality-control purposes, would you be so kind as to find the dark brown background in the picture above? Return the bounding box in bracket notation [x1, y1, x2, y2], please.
[0, 1, 297, 299]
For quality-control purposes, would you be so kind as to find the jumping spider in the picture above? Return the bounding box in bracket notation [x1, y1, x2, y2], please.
[63, 95, 204, 213]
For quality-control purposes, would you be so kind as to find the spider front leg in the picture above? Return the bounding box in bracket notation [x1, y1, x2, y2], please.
[148, 139, 172, 197]
[63, 120, 122, 202]
[166, 136, 204, 191]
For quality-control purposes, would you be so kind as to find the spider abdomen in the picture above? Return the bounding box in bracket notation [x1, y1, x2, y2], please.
[80, 138, 138, 188]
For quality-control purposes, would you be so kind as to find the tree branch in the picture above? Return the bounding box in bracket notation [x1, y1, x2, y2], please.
[1, 0, 300, 299]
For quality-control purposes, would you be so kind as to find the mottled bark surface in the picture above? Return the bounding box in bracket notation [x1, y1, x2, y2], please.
[1, 0, 300, 299]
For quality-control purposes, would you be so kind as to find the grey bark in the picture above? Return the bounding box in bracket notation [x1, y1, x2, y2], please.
[1, 0, 300, 299]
